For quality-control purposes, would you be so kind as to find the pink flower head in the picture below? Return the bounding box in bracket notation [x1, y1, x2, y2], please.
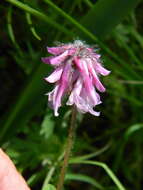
[42, 40, 110, 116]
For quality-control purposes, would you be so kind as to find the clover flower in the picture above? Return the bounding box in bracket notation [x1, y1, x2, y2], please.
[42, 40, 110, 116]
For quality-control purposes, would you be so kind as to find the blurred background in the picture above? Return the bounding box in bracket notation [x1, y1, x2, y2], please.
[0, 0, 143, 189]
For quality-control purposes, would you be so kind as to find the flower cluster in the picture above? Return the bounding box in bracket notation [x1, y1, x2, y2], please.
[42, 40, 110, 116]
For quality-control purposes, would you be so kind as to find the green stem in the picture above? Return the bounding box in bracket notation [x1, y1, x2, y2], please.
[84, 0, 93, 8]
[44, 0, 98, 42]
[57, 106, 77, 190]
[7, 6, 22, 55]
[42, 152, 65, 190]
[25, 12, 41, 41]
[6, 0, 74, 36]
[131, 29, 143, 49]
[69, 160, 126, 190]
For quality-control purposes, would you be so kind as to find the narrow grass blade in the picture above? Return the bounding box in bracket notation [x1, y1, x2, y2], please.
[65, 173, 105, 190]
[81, 0, 140, 38]
[69, 160, 126, 190]
[6, 0, 74, 36]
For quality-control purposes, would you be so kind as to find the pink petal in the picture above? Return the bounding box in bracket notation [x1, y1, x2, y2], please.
[50, 50, 69, 65]
[87, 58, 106, 92]
[70, 70, 79, 86]
[44, 66, 63, 83]
[67, 79, 88, 113]
[88, 108, 100, 116]
[80, 86, 101, 107]
[74, 96, 88, 113]
[47, 84, 59, 102]
[47, 47, 64, 55]
[80, 88, 101, 116]
[47, 84, 60, 116]
[75, 58, 99, 105]
[67, 78, 100, 116]
[54, 62, 72, 116]
[41, 57, 52, 64]
[95, 62, 111, 76]
[47, 45, 73, 55]
[67, 77, 82, 105]
[93, 53, 101, 60]
[42, 49, 72, 66]
[54, 86, 64, 116]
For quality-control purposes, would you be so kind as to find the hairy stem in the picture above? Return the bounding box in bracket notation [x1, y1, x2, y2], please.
[57, 106, 77, 190]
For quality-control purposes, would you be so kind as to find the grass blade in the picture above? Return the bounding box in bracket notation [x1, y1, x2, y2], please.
[69, 160, 126, 190]
[81, 0, 140, 38]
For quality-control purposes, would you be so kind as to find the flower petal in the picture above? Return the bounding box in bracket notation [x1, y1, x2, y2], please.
[54, 62, 72, 116]
[88, 108, 100, 116]
[47, 45, 74, 55]
[67, 78, 100, 116]
[41, 57, 53, 64]
[74, 58, 99, 105]
[44, 66, 63, 83]
[80, 87, 101, 116]
[80, 86, 101, 107]
[50, 50, 69, 65]
[42, 49, 71, 66]
[47, 47, 64, 55]
[47, 84, 60, 110]
[67, 77, 82, 105]
[92, 52, 101, 60]
[95, 62, 111, 76]
[87, 58, 106, 92]
[67, 79, 88, 112]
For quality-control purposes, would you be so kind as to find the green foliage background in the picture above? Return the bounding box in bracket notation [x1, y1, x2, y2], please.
[0, 0, 143, 189]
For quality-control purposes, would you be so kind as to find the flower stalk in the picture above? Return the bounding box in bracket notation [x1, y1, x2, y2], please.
[57, 106, 77, 190]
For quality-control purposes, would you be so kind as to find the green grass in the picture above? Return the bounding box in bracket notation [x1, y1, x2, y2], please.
[1, 0, 143, 189]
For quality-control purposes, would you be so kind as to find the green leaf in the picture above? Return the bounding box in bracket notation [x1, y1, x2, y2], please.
[25, 12, 41, 41]
[42, 184, 56, 190]
[0, 63, 49, 141]
[124, 123, 143, 140]
[6, 0, 74, 36]
[81, 0, 140, 38]
[69, 160, 126, 190]
[65, 173, 104, 190]
[40, 114, 55, 139]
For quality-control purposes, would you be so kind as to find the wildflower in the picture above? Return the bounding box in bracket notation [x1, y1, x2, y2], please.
[42, 40, 110, 116]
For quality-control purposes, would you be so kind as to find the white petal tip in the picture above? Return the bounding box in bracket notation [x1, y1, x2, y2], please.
[93, 112, 100, 116]
[44, 77, 55, 83]
[102, 70, 111, 76]
[66, 102, 73, 106]
[54, 112, 59, 117]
